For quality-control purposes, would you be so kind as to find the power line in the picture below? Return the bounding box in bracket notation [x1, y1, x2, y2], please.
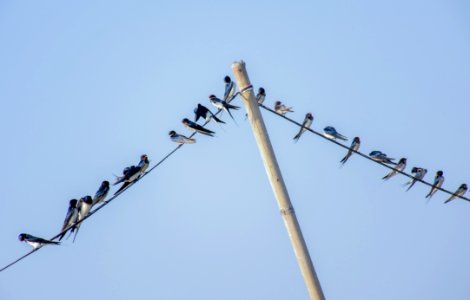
[259, 104, 470, 203]
[0, 109, 219, 273]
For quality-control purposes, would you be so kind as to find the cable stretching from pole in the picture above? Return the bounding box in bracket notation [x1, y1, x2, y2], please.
[259, 104, 470, 202]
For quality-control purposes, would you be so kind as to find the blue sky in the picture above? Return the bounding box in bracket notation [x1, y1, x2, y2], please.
[1, 1, 470, 299]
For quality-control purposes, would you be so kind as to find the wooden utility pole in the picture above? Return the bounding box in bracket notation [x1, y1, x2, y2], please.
[232, 61, 325, 300]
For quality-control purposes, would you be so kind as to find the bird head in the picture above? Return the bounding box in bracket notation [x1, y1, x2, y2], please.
[258, 87, 265, 95]
[70, 199, 78, 208]
[437, 170, 444, 176]
[224, 76, 231, 83]
[169, 130, 176, 137]
[18, 234, 26, 241]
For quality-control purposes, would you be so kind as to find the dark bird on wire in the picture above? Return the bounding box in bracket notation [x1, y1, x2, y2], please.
[404, 167, 427, 191]
[274, 100, 294, 115]
[340, 137, 360, 165]
[383, 158, 407, 180]
[114, 154, 149, 195]
[223, 75, 237, 103]
[256, 87, 266, 104]
[425, 170, 445, 199]
[93, 180, 110, 206]
[182, 118, 215, 137]
[209, 95, 240, 122]
[293, 113, 313, 142]
[72, 196, 93, 242]
[323, 126, 347, 141]
[194, 103, 225, 124]
[19, 233, 60, 249]
[58, 199, 79, 241]
[369, 151, 395, 165]
[444, 184, 467, 204]
[169, 130, 196, 144]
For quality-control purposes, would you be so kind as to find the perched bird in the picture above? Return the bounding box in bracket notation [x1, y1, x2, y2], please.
[58, 199, 79, 241]
[425, 170, 445, 199]
[369, 151, 395, 164]
[256, 87, 266, 104]
[444, 184, 468, 204]
[194, 103, 225, 124]
[340, 137, 360, 165]
[182, 118, 215, 137]
[93, 181, 110, 206]
[114, 155, 150, 195]
[323, 126, 348, 141]
[404, 167, 428, 191]
[274, 101, 294, 115]
[209, 95, 240, 122]
[18, 233, 60, 249]
[293, 113, 314, 142]
[72, 196, 93, 242]
[383, 158, 407, 180]
[169, 130, 196, 144]
[223, 75, 237, 103]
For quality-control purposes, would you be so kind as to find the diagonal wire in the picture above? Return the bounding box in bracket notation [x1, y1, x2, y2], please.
[258, 104, 470, 203]
[0, 105, 225, 273]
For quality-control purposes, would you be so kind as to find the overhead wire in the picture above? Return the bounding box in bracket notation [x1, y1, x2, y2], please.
[0, 106, 222, 273]
[2, 86, 467, 273]
[258, 103, 470, 202]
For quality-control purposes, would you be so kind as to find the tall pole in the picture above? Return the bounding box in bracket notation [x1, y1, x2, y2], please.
[232, 61, 325, 300]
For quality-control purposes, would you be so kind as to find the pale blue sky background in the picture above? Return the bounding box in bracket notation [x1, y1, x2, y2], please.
[1, 1, 470, 299]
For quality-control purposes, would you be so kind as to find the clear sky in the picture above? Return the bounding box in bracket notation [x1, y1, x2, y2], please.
[1, 1, 470, 299]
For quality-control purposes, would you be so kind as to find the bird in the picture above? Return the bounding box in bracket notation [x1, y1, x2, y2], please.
[256, 87, 266, 104]
[369, 151, 395, 164]
[274, 101, 293, 115]
[18, 233, 60, 249]
[182, 118, 215, 136]
[93, 181, 110, 206]
[209, 95, 240, 122]
[404, 167, 428, 191]
[223, 75, 237, 103]
[293, 113, 313, 142]
[382, 158, 407, 180]
[194, 103, 225, 124]
[169, 130, 196, 144]
[425, 170, 445, 199]
[72, 196, 93, 242]
[444, 184, 468, 204]
[58, 199, 79, 241]
[340, 137, 361, 165]
[323, 126, 348, 141]
[114, 155, 150, 195]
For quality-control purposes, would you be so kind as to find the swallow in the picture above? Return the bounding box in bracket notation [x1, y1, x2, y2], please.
[425, 170, 445, 199]
[444, 183, 468, 204]
[58, 199, 79, 241]
[209, 95, 240, 122]
[404, 167, 428, 191]
[323, 126, 348, 141]
[93, 180, 110, 206]
[114, 155, 150, 195]
[382, 158, 407, 180]
[340, 137, 360, 165]
[293, 113, 313, 142]
[182, 118, 215, 136]
[18, 233, 60, 249]
[72, 196, 93, 242]
[369, 151, 395, 165]
[274, 101, 293, 115]
[169, 130, 196, 144]
[256, 87, 266, 104]
[194, 104, 225, 124]
[223, 76, 237, 103]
